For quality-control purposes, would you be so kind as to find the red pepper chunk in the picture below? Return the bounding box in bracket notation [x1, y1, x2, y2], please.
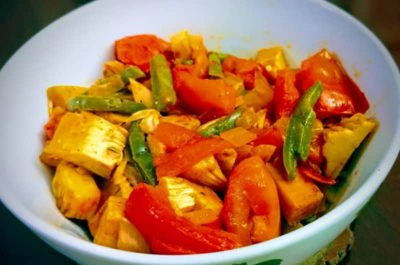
[298, 49, 369, 119]
[173, 70, 236, 117]
[115, 34, 170, 72]
[223, 156, 281, 245]
[125, 183, 242, 254]
[273, 69, 300, 120]
[154, 137, 233, 178]
[299, 165, 336, 185]
[222, 55, 269, 89]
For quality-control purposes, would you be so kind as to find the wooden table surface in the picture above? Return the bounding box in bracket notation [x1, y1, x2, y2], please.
[1, 1, 399, 264]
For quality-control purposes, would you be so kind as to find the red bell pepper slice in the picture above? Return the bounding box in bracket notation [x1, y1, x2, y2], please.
[152, 122, 200, 151]
[173, 69, 236, 117]
[299, 165, 336, 185]
[222, 55, 269, 89]
[273, 69, 300, 120]
[223, 156, 281, 245]
[154, 137, 233, 177]
[125, 183, 242, 254]
[298, 49, 369, 119]
[115, 34, 170, 73]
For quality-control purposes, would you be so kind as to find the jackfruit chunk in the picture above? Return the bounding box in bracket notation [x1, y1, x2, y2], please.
[323, 113, 377, 179]
[92, 196, 125, 248]
[44, 112, 128, 178]
[158, 177, 223, 226]
[255, 46, 288, 79]
[182, 155, 227, 190]
[103, 158, 142, 199]
[52, 161, 101, 220]
[117, 217, 150, 253]
[266, 163, 324, 226]
[159, 115, 201, 130]
[47, 85, 87, 116]
[91, 196, 149, 252]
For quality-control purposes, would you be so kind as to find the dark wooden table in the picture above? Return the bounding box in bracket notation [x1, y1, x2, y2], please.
[1, 1, 399, 264]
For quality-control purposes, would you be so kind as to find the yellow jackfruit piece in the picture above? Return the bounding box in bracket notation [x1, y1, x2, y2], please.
[215, 148, 237, 174]
[103, 60, 125, 77]
[255, 46, 288, 79]
[44, 112, 128, 178]
[103, 158, 134, 199]
[160, 115, 201, 130]
[47, 85, 87, 116]
[158, 177, 223, 226]
[129, 78, 153, 108]
[182, 155, 227, 190]
[323, 113, 377, 179]
[92, 196, 125, 247]
[52, 161, 100, 220]
[91, 196, 149, 252]
[88, 75, 124, 97]
[117, 217, 150, 253]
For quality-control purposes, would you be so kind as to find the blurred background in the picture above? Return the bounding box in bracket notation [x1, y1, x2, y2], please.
[0, 0, 399, 264]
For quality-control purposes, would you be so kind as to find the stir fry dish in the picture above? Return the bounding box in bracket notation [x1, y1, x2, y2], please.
[40, 31, 377, 254]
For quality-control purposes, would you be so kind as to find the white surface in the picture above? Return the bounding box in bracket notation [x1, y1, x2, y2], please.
[0, 0, 399, 264]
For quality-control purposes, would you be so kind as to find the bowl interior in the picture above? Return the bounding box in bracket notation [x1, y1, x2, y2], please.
[1, 0, 399, 264]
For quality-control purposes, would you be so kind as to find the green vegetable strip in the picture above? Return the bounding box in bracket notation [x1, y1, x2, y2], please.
[67, 95, 146, 114]
[128, 121, 157, 186]
[120, 66, 145, 84]
[283, 82, 323, 180]
[208, 52, 223, 78]
[150, 54, 177, 112]
[199, 109, 243, 137]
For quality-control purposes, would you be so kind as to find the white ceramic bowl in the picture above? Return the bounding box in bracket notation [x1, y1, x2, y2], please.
[1, 0, 399, 264]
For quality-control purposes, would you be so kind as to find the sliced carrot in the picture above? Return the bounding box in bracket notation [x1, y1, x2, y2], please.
[155, 138, 232, 177]
[173, 70, 236, 117]
[153, 122, 200, 151]
[115, 34, 170, 72]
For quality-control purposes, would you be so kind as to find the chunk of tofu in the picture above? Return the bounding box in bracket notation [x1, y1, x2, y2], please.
[47, 85, 87, 116]
[323, 113, 377, 178]
[52, 161, 100, 220]
[158, 177, 223, 226]
[182, 155, 227, 190]
[266, 163, 323, 225]
[91, 196, 149, 252]
[40, 141, 62, 167]
[255, 46, 288, 79]
[44, 112, 128, 178]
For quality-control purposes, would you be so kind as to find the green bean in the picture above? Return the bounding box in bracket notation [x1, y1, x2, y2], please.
[67, 95, 146, 114]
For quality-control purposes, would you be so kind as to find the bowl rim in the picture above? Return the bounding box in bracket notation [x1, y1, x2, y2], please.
[1, 0, 400, 264]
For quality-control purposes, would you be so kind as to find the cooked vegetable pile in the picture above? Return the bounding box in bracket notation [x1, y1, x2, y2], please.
[40, 31, 377, 254]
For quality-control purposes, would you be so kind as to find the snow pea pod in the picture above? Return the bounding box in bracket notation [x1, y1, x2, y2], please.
[128, 121, 156, 186]
[150, 54, 176, 112]
[283, 82, 323, 180]
[199, 109, 243, 137]
[67, 95, 146, 114]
